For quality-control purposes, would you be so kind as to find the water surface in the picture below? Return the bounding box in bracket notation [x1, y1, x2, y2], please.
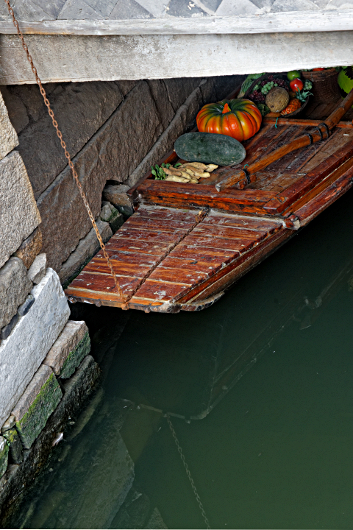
[9, 190, 353, 529]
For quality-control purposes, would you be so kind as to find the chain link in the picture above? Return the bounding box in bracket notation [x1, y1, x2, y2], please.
[166, 414, 211, 529]
[4, 0, 128, 308]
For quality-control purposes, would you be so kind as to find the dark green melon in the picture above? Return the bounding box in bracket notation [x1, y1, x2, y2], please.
[174, 132, 246, 166]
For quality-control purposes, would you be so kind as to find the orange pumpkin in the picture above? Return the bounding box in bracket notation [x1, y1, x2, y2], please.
[196, 99, 262, 142]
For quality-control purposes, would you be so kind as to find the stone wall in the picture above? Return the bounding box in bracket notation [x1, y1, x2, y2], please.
[1, 74, 243, 278]
[0, 92, 99, 515]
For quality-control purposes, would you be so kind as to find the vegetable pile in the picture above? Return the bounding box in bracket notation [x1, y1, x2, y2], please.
[244, 72, 312, 116]
[152, 162, 218, 184]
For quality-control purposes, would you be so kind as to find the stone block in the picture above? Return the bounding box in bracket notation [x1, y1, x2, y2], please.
[0, 152, 41, 269]
[1, 415, 15, 434]
[100, 202, 124, 233]
[0, 86, 29, 135]
[2, 428, 23, 464]
[0, 257, 32, 330]
[17, 81, 124, 199]
[14, 227, 43, 269]
[44, 320, 91, 379]
[103, 185, 134, 217]
[0, 437, 9, 479]
[59, 220, 112, 283]
[0, 91, 18, 160]
[13, 365, 62, 449]
[35, 81, 163, 271]
[28, 253, 47, 285]
[0, 268, 70, 427]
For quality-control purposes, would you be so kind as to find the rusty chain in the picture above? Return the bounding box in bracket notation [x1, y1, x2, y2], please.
[4, 0, 128, 308]
[166, 414, 211, 529]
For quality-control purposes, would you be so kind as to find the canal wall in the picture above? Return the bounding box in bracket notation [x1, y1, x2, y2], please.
[0, 92, 100, 519]
[0, 75, 243, 282]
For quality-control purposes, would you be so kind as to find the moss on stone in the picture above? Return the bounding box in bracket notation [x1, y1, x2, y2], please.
[3, 429, 23, 464]
[60, 332, 91, 379]
[16, 373, 62, 449]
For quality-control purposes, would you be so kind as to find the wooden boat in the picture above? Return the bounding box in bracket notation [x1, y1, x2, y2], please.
[65, 90, 353, 313]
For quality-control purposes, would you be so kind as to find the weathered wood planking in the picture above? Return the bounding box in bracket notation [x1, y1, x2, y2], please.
[66, 206, 285, 312]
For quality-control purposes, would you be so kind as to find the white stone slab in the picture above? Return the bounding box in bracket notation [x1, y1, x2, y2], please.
[0, 268, 70, 426]
[0, 91, 18, 160]
[1, 30, 353, 85]
[0, 151, 41, 268]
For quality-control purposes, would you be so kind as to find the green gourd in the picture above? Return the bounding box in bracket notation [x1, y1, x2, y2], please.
[174, 132, 246, 167]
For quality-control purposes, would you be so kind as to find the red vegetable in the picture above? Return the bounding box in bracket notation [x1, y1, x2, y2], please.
[290, 78, 304, 92]
[312, 68, 325, 71]
[196, 99, 262, 142]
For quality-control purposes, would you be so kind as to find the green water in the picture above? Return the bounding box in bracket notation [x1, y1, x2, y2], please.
[8, 191, 353, 529]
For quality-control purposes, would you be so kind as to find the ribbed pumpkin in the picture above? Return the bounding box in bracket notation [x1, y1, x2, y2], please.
[196, 99, 262, 142]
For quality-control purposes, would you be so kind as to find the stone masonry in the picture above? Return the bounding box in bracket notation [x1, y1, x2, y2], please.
[0, 87, 98, 513]
[1, 74, 243, 275]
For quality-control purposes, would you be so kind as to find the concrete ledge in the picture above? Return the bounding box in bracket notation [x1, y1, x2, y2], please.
[1, 31, 353, 85]
[44, 320, 91, 379]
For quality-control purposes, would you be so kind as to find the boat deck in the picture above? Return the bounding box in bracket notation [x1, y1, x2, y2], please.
[65, 98, 353, 312]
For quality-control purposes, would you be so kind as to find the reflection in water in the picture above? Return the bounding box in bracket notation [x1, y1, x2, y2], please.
[7, 191, 353, 529]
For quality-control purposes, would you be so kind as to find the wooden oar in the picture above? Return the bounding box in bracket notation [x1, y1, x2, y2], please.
[216, 87, 353, 192]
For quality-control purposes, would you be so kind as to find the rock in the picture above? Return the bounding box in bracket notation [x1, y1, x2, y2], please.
[0, 257, 32, 330]
[36, 81, 161, 271]
[147, 80, 175, 128]
[103, 185, 134, 217]
[116, 80, 139, 97]
[1, 314, 19, 341]
[59, 220, 112, 284]
[14, 227, 43, 269]
[0, 91, 19, 160]
[0, 268, 70, 427]
[28, 253, 47, 285]
[1, 415, 15, 434]
[12, 365, 62, 449]
[100, 202, 124, 233]
[0, 437, 9, 479]
[44, 320, 91, 379]
[0, 152, 41, 269]
[2, 428, 23, 464]
[17, 81, 124, 199]
[18, 295, 35, 317]
[0, 87, 29, 135]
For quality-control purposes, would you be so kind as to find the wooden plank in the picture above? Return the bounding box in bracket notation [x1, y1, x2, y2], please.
[294, 167, 353, 227]
[193, 224, 269, 241]
[159, 256, 224, 275]
[113, 228, 182, 244]
[179, 229, 292, 305]
[134, 205, 199, 223]
[84, 257, 155, 278]
[169, 244, 236, 264]
[104, 237, 171, 255]
[148, 266, 208, 285]
[125, 216, 194, 233]
[180, 234, 254, 252]
[136, 180, 275, 214]
[129, 279, 192, 303]
[68, 272, 141, 299]
[94, 250, 158, 265]
[203, 213, 282, 232]
[263, 140, 353, 214]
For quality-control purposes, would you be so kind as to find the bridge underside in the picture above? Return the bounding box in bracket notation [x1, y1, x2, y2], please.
[1, 2, 353, 84]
